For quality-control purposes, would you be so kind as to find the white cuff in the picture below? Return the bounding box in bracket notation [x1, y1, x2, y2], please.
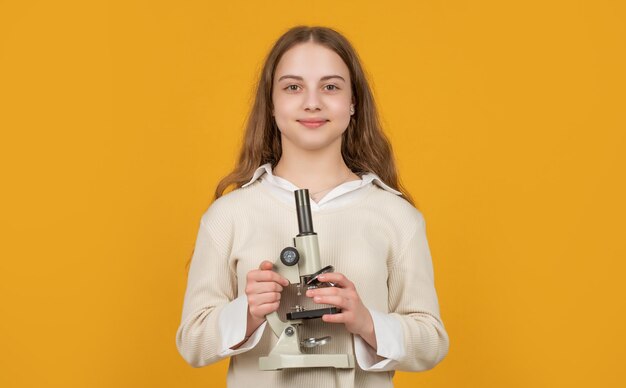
[354, 307, 405, 371]
[218, 294, 267, 357]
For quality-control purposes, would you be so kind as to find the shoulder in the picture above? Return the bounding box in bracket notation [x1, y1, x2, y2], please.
[200, 181, 262, 228]
[368, 185, 425, 227]
[359, 185, 427, 261]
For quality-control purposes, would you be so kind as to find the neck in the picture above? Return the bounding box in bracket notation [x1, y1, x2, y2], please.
[273, 141, 359, 193]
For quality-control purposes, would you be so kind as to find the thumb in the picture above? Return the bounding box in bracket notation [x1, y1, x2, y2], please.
[259, 260, 274, 270]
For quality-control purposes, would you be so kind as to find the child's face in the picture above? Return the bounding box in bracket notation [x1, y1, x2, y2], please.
[272, 42, 353, 153]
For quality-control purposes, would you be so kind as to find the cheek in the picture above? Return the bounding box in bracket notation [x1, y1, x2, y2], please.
[272, 100, 294, 132]
[327, 101, 351, 126]
[326, 98, 351, 114]
[273, 96, 299, 116]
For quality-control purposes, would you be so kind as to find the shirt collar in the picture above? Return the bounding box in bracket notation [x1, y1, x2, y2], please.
[241, 163, 402, 196]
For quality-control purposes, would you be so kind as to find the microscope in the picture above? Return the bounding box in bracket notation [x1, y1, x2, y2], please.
[259, 189, 355, 370]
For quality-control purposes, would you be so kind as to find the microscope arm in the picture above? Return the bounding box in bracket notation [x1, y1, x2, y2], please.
[265, 311, 287, 337]
[264, 255, 301, 338]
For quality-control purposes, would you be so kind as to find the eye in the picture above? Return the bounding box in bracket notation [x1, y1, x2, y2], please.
[284, 84, 301, 92]
[324, 84, 340, 91]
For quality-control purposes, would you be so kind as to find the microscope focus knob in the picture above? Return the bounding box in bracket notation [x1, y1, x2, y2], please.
[280, 247, 300, 266]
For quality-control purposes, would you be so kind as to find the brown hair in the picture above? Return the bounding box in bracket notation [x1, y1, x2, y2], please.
[186, 26, 416, 270]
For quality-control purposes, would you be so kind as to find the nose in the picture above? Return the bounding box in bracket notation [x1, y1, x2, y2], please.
[303, 89, 322, 112]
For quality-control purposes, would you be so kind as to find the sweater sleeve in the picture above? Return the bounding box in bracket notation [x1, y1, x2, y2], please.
[217, 294, 267, 355]
[353, 307, 405, 371]
[387, 210, 450, 371]
[175, 212, 241, 367]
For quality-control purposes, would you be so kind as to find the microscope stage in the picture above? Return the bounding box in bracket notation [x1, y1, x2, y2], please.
[286, 307, 340, 320]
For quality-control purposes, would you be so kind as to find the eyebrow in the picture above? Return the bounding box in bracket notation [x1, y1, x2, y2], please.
[277, 74, 346, 83]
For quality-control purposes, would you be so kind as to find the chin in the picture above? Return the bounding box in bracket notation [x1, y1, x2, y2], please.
[294, 141, 333, 152]
[278, 126, 344, 151]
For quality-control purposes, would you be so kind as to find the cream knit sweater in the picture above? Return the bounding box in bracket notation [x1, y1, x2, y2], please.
[176, 179, 449, 387]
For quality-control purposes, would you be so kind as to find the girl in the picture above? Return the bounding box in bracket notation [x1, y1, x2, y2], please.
[176, 25, 449, 387]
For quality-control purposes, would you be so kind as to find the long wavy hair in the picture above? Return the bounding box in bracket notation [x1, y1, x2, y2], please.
[186, 25, 416, 270]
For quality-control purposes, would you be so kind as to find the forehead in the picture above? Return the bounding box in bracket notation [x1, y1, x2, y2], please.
[274, 42, 350, 81]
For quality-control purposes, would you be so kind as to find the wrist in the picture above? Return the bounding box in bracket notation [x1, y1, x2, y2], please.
[246, 309, 265, 334]
[356, 309, 374, 336]
[357, 310, 378, 350]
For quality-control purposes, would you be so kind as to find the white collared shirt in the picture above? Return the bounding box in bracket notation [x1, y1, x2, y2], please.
[242, 163, 402, 210]
[217, 163, 406, 371]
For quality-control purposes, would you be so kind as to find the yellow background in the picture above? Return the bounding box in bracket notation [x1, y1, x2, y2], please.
[1, 0, 624, 387]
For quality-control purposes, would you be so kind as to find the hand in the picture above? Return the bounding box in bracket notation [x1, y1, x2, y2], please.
[305, 272, 374, 337]
[245, 260, 290, 325]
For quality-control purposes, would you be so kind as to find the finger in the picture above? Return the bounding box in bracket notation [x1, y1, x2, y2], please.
[306, 287, 341, 297]
[250, 301, 281, 317]
[251, 269, 289, 286]
[249, 291, 281, 306]
[317, 272, 353, 289]
[322, 313, 345, 323]
[312, 295, 347, 309]
[259, 260, 274, 270]
[247, 281, 283, 294]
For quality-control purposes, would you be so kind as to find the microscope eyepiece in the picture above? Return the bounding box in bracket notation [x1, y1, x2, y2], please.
[295, 189, 315, 236]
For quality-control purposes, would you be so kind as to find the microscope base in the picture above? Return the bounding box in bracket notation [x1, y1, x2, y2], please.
[259, 353, 354, 370]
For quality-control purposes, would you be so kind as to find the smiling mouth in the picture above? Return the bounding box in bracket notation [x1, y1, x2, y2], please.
[298, 120, 328, 128]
